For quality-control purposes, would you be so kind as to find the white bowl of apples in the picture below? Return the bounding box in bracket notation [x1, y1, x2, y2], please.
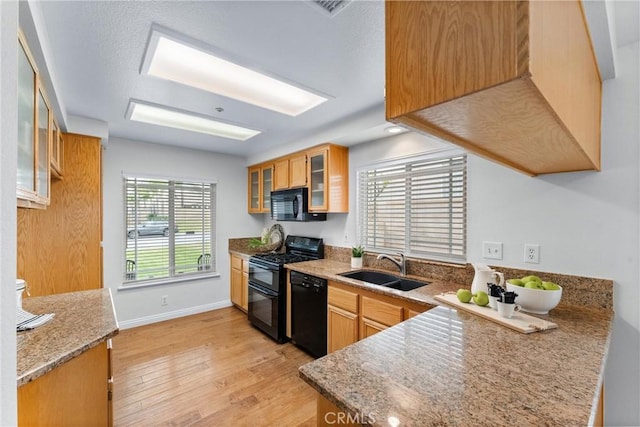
[506, 275, 562, 314]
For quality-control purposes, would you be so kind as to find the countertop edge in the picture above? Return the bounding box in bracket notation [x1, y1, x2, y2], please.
[18, 329, 119, 387]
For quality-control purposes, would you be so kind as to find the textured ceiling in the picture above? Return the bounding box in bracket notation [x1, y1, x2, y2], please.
[38, 1, 386, 157]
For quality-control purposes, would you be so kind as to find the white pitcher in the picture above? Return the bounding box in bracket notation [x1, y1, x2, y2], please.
[471, 263, 504, 295]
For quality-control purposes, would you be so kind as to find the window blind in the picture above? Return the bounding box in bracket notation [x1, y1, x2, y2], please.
[124, 176, 216, 283]
[358, 153, 466, 264]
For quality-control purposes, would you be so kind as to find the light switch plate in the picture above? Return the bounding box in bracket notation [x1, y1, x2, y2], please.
[482, 241, 503, 260]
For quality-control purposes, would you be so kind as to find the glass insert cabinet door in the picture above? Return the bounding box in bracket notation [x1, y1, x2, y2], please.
[308, 149, 327, 210]
[36, 87, 50, 201]
[17, 37, 36, 193]
[249, 167, 260, 212]
[261, 166, 272, 211]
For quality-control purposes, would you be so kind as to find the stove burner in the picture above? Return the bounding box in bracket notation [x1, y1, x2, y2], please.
[251, 253, 314, 265]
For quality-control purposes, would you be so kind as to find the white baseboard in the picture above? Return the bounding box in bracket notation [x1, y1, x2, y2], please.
[118, 300, 233, 330]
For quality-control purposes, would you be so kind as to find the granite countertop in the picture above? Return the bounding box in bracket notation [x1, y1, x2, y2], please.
[292, 259, 613, 426]
[17, 289, 119, 386]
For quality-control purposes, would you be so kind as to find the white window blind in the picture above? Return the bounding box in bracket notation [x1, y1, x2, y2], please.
[124, 176, 216, 283]
[358, 153, 466, 264]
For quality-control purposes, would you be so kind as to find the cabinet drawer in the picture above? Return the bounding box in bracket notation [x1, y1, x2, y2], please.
[328, 286, 358, 313]
[231, 255, 242, 271]
[361, 296, 403, 327]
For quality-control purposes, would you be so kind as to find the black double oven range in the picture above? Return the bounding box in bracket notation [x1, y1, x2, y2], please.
[247, 235, 324, 352]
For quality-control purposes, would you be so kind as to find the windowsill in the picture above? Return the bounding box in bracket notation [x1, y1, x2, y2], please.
[117, 272, 220, 291]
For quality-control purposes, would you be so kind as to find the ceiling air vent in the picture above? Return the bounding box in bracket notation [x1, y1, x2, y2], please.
[309, 0, 351, 17]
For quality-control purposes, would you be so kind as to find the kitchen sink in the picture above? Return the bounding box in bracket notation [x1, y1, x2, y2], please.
[339, 270, 429, 291]
[339, 270, 400, 285]
[383, 278, 429, 291]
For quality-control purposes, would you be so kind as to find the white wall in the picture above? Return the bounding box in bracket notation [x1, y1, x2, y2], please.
[103, 138, 262, 327]
[0, 2, 18, 424]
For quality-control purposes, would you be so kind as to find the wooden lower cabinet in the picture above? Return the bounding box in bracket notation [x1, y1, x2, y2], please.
[18, 341, 110, 426]
[230, 253, 249, 312]
[327, 281, 431, 353]
[328, 305, 359, 353]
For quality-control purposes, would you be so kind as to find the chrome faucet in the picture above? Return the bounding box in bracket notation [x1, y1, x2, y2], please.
[376, 252, 406, 276]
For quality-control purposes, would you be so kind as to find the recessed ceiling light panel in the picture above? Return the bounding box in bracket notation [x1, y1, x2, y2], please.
[385, 126, 405, 134]
[141, 27, 329, 116]
[126, 100, 261, 141]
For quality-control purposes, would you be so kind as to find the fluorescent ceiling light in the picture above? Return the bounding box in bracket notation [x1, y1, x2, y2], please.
[141, 28, 329, 116]
[126, 100, 261, 141]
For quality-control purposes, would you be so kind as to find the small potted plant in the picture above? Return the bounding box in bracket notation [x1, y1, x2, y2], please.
[351, 245, 364, 268]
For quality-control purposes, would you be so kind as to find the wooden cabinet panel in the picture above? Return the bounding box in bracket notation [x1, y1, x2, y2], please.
[385, 0, 601, 176]
[405, 308, 423, 319]
[328, 285, 358, 313]
[273, 159, 289, 190]
[360, 317, 388, 339]
[230, 254, 248, 312]
[328, 305, 358, 353]
[18, 342, 109, 426]
[289, 154, 307, 188]
[231, 254, 243, 271]
[17, 133, 102, 296]
[230, 266, 243, 307]
[241, 271, 249, 311]
[361, 296, 403, 327]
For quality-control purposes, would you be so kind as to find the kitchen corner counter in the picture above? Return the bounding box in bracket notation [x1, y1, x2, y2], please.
[17, 289, 119, 386]
[293, 259, 613, 426]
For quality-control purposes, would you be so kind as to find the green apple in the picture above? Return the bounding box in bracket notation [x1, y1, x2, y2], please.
[524, 281, 545, 290]
[506, 278, 525, 287]
[521, 275, 542, 284]
[542, 281, 561, 291]
[456, 289, 472, 303]
[472, 291, 489, 306]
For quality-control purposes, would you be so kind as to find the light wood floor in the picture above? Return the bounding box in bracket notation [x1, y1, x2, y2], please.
[112, 307, 317, 427]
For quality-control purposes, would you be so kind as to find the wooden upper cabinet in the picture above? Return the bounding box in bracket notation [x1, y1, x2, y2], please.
[288, 154, 307, 188]
[308, 145, 348, 213]
[273, 159, 290, 190]
[249, 143, 348, 212]
[385, 0, 602, 176]
[248, 164, 274, 213]
[261, 164, 273, 212]
[17, 30, 51, 208]
[248, 166, 261, 213]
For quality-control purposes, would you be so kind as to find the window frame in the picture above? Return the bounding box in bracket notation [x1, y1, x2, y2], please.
[356, 148, 467, 264]
[121, 173, 218, 288]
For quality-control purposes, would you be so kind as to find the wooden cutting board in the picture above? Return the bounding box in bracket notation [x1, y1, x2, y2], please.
[434, 293, 557, 334]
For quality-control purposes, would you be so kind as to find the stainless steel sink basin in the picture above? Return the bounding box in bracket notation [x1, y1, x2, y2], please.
[338, 270, 429, 291]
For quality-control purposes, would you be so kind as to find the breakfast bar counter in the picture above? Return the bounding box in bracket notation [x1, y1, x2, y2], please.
[292, 259, 613, 426]
[17, 288, 119, 386]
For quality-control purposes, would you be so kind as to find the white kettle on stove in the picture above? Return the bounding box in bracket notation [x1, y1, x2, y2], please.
[471, 263, 504, 295]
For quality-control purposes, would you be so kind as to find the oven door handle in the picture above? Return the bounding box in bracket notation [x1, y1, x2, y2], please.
[248, 282, 278, 298]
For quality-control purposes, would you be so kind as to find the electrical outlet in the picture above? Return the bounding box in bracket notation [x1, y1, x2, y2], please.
[524, 244, 540, 264]
[161, 295, 168, 306]
[482, 241, 503, 260]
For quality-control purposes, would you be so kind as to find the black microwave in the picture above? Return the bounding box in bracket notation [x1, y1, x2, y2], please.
[270, 188, 326, 222]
